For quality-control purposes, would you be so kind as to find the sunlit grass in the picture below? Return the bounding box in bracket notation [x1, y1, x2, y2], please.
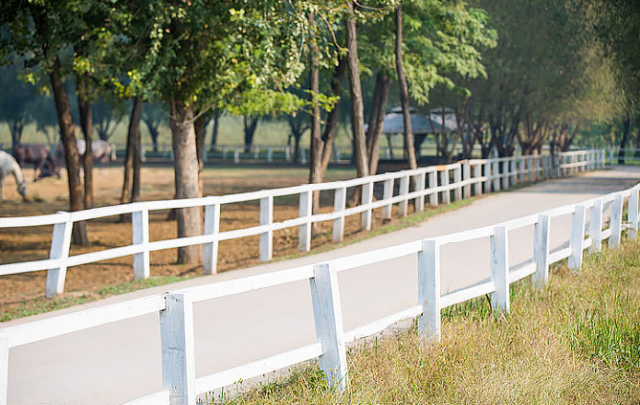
[208, 241, 640, 404]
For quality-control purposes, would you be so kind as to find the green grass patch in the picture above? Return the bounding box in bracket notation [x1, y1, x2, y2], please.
[207, 241, 640, 404]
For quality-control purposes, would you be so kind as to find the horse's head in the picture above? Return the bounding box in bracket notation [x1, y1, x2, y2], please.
[17, 180, 27, 197]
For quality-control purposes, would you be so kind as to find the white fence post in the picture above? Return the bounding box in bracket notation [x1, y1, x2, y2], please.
[260, 196, 274, 262]
[517, 158, 524, 183]
[568, 204, 587, 271]
[253, 147, 259, 160]
[418, 239, 441, 342]
[454, 166, 462, 201]
[609, 148, 614, 165]
[533, 214, 550, 289]
[161, 293, 196, 405]
[132, 209, 150, 280]
[462, 162, 470, 198]
[333, 187, 346, 242]
[527, 156, 533, 182]
[267, 147, 273, 163]
[299, 189, 312, 252]
[301, 149, 307, 165]
[590, 199, 603, 252]
[483, 162, 491, 194]
[45, 214, 73, 298]
[490, 226, 509, 313]
[611, 193, 623, 248]
[399, 175, 410, 217]
[309, 263, 347, 391]
[440, 169, 450, 204]
[628, 188, 639, 239]
[492, 160, 500, 192]
[285, 146, 291, 162]
[0, 335, 7, 405]
[234, 148, 240, 164]
[382, 179, 393, 220]
[415, 173, 426, 212]
[361, 180, 374, 229]
[428, 170, 438, 207]
[203, 203, 221, 275]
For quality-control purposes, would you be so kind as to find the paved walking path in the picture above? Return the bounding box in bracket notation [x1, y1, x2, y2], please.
[5, 166, 640, 405]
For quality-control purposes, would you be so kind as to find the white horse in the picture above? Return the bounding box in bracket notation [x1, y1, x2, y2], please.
[0, 150, 27, 201]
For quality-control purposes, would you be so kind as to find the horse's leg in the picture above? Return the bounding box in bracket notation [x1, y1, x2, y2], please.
[0, 173, 4, 201]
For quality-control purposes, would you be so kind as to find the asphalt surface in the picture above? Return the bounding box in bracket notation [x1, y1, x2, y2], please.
[5, 165, 640, 405]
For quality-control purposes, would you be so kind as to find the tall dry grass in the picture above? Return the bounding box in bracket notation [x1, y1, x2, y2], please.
[211, 241, 640, 404]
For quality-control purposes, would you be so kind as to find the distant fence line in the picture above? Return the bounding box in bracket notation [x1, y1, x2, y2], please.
[1, 148, 635, 405]
[0, 150, 605, 301]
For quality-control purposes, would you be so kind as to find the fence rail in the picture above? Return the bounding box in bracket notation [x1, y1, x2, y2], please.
[0, 149, 632, 405]
[0, 150, 606, 299]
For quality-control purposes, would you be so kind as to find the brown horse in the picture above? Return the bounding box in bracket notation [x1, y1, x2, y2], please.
[12, 144, 61, 182]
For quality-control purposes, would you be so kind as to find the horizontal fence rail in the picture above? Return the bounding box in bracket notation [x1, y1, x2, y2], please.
[0, 150, 606, 298]
[1, 150, 630, 405]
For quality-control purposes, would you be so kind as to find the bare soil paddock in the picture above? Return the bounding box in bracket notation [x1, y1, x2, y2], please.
[0, 164, 419, 319]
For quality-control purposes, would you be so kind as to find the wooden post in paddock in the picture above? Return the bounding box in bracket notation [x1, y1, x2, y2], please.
[333, 187, 347, 242]
[418, 239, 441, 342]
[203, 203, 220, 275]
[490, 226, 509, 313]
[132, 209, 150, 280]
[260, 196, 274, 262]
[533, 214, 550, 289]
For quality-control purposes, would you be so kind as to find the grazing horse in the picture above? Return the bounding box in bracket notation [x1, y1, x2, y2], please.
[12, 144, 61, 182]
[0, 150, 27, 201]
[56, 139, 116, 167]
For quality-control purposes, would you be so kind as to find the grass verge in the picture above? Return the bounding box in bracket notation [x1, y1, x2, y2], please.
[208, 241, 640, 404]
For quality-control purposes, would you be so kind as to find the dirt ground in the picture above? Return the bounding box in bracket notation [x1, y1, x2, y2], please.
[0, 164, 413, 319]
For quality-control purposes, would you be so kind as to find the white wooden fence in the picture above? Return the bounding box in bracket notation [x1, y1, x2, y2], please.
[0, 150, 605, 299]
[0, 149, 631, 405]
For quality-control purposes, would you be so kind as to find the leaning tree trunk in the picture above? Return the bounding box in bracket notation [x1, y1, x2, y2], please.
[210, 109, 221, 150]
[319, 56, 347, 175]
[366, 72, 392, 175]
[308, 11, 324, 214]
[345, 1, 369, 180]
[395, 4, 418, 172]
[170, 100, 203, 264]
[77, 80, 94, 209]
[121, 97, 143, 208]
[194, 113, 208, 198]
[50, 57, 88, 246]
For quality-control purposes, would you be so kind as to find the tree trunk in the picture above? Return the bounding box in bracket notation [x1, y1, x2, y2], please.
[50, 57, 87, 246]
[195, 113, 207, 198]
[395, 4, 418, 171]
[366, 72, 392, 175]
[121, 97, 143, 208]
[345, 1, 369, 179]
[308, 11, 324, 213]
[77, 80, 93, 209]
[210, 109, 221, 149]
[319, 56, 347, 175]
[170, 100, 202, 264]
[143, 117, 160, 153]
[10, 119, 25, 149]
[618, 117, 631, 164]
[243, 116, 259, 153]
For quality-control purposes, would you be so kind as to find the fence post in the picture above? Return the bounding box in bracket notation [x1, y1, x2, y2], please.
[0, 335, 7, 405]
[527, 156, 533, 182]
[253, 147, 259, 160]
[483, 162, 491, 194]
[399, 175, 410, 216]
[533, 215, 551, 289]
[132, 209, 150, 280]
[161, 293, 196, 405]
[509, 159, 516, 187]
[309, 263, 347, 391]
[267, 147, 273, 163]
[440, 169, 450, 204]
[518, 158, 524, 183]
[333, 187, 347, 242]
[428, 170, 438, 207]
[462, 163, 471, 199]
[490, 226, 509, 313]
[609, 148, 614, 165]
[260, 196, 274, 262]
[473, 163, 482, 196]
[234, 148, 240, 164]
[382, 178, 394, 220]
[611, 193, 623, 248]
[361, 180, 374, 229]
[628, 188, 639, 239]
[45, 213, 73, 298]
[415, 173, 426, 212]
[301, 149, 307, 165]
[568, 204, 587, 271]
[492, 160, 500, 192]
[203, 203, 221, 275]
[589, 199, 603, 252]
[453, 166, 462, 201]
[285, 145, 291, 161]
[299, 189, 312, 252]
[418, 239, 441, 342]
